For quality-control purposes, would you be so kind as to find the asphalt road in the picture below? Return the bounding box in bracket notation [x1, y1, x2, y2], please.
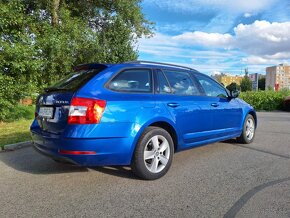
[0, 112, 289, 218]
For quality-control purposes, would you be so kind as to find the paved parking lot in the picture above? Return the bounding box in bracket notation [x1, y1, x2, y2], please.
[0, 112, 289, 217]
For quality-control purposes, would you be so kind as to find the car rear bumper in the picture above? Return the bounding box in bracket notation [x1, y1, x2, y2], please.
[31, 130, 134, 166]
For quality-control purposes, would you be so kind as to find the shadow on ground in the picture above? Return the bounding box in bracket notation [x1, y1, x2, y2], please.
[0, 146, 138, 179]
[222, 139, 239, 144]
[91, 166, 140, 180]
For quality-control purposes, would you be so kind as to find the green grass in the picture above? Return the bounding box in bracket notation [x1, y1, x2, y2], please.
[0, 119, 33, 149]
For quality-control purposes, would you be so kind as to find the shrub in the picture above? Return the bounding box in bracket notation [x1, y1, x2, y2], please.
[0, 103, 35, 122]
[2, 105, 35, 122]
[239, 90, 290, 111]
[0, 74, 34, 122]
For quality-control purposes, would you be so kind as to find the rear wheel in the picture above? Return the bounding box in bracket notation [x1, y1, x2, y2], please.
[237, 114, 255, 144]
[131, 127, 174, 180]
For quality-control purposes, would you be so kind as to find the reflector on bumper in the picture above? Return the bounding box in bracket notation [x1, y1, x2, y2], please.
[58, 150, 96, 155]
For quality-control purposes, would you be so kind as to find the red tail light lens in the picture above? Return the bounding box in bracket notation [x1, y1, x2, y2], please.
[68, 97, 106, 124]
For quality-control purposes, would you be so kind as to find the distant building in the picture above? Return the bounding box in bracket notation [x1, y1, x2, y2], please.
[249, 73, 259, 91]
[266, 63, 290, 90]
[212, 73, 243, 86]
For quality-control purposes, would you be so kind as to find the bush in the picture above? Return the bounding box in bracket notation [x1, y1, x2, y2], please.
[2, 105, 35, 122]
[0, 103, 35, 122]
[0, 73, 34, 122]
[239, 90, 290, 111]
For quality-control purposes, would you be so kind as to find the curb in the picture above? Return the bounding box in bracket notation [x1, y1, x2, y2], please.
[3, 141, 32, 151]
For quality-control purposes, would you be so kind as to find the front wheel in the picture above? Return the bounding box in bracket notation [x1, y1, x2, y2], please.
[237, 114, 256, 144]
[131, 127, 174, 180]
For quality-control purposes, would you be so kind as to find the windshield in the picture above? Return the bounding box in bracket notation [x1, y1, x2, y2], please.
[45, 67, 106, 92]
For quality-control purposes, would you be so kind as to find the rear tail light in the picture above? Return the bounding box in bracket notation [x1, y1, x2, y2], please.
[68, 97, 106, 124]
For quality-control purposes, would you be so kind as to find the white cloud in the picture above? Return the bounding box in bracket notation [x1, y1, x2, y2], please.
[242, 56, 269, 65]
[210, 71, 223, 76]
[165, 60, 242, 74]
[139, 33, 177, 47]
[143, 0, 283, 35]
[173, 31, 233, 48]
[138, 33, 238, 59]
[234, 20, 290, 55]
[266, 52, 290, 59]
[153, 20, 290, 58]
[138, 20, 290, 74]
[242, 52, 290, 65]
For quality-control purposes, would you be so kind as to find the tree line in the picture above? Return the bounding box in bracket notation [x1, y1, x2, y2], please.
[226, 76, 266, 92]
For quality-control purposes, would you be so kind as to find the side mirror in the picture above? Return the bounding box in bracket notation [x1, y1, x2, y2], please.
[230, 90, 240, 98]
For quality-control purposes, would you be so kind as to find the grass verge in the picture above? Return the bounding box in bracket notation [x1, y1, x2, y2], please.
[0, 119, 33, 149]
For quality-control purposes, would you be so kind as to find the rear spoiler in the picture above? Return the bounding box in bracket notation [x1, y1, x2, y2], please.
[73, 63, 109, 71]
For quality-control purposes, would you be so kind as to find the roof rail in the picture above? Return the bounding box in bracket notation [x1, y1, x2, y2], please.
[124, 60, 195, 71]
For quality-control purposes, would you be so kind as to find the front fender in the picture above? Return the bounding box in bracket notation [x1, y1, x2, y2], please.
[241, 108, 257, 129]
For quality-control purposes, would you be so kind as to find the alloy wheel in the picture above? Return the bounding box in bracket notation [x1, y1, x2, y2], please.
[246, 118, 255, 140]
[143, 135, 170, 173]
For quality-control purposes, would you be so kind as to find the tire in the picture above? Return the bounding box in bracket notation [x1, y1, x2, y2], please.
[237, 114, 256, 144]
[131, 126, 174, 180]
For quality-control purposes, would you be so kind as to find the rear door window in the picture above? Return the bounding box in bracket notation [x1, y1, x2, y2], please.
[157, 70, 172, 94]
[163, 70, 200, 96]
[108, 69, 152, 93]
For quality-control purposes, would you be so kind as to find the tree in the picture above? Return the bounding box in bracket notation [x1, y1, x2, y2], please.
[240, 76, 252, 92]
[0, 0, 154, 121]
[258, 77, 265, 90]
[226, 82, 240, 92]
[0, 0, 154, 86]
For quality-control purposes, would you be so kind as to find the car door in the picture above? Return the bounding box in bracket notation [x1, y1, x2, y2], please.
[193, 73, 243, 138]
[155, 69, 214, 149]
[105, 67, 156, 122]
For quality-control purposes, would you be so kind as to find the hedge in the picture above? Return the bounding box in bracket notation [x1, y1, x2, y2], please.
[239, 90, 290, 111]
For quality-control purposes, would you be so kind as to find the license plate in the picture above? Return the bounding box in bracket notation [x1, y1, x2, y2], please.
[39, 107, 54, 119]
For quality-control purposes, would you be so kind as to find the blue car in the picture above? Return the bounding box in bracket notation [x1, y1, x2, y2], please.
[31, 61, 257, 180]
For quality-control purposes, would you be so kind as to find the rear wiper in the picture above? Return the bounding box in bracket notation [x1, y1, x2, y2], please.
[44, 87, 70, 92]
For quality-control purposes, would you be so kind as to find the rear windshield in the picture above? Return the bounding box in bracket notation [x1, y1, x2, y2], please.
[45, 67, 106, 92]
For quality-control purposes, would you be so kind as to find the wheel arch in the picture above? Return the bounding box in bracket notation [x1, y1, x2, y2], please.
[129, 118, 181, 164]
[148, 121, 178, 151]
[248, 110, 257, 128]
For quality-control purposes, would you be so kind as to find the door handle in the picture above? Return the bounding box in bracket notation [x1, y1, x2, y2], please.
[167, 103, 180, 108]
[211, 103, 219, 107]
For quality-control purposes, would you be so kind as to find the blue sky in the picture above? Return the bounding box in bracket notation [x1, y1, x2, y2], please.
[138, 0, 290, 75]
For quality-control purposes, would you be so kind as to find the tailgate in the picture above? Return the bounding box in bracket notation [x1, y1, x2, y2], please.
[36, 92, 74, 134]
